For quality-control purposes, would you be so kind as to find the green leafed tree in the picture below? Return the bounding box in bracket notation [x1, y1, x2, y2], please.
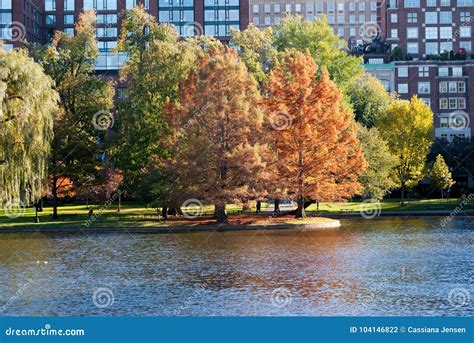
[112, 5, 198, 190]
[347, 73, 394, 127]
[430, 154, 455, 198]
[230, 24, 278, 84]
[357, 126, 397, 200]
[377, 96, 434, 206]
[0, 49, 58, 207]
[28, 11, 115, 219]
[273, 15, 363, 91]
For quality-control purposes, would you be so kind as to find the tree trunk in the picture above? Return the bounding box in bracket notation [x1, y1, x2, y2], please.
[256, 201, 261, 214]
[162, 206, 168, 220]
[52, 176, 58, 220]
[274, 198, 280, 214]
[400, 184, 406, 207]
[295, 197, 306, 219]
[117, 192, 121, 212]
[440, 188, 444, 199]
[215, 203, 228, 224]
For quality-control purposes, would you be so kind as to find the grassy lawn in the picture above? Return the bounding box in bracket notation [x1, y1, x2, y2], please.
[0, 198, 471, 230]
[305, 198, 474, 213]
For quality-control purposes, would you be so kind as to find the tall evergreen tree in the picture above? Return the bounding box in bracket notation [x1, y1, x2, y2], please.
[264, 51, 366, 218]
[168, 47, 268, 223]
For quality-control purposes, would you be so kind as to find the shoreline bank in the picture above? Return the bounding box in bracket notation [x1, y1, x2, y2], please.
[0, 219, 341, 234]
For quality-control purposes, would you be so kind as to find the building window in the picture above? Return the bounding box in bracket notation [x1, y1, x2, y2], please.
[45, 0, 56, 11]
[64, 0, 75, 11]
[440, 27, 453, 39]
[439, 11, 452, 24]
[458, 81, 466, 92]
[407, 12, 417, 23]
[295, 3, 302, 12]
[425, 27, 438, 39]
[460, 41, 472, 52]
[404, 0, 420, 7]
[457, 0, 473, 6]
[398, 83, 408, 93]
[418, 82, 430, 94]
[439, 98, 448, 109]
[449, 98, 457, 109]
[425, 12, 438, 24]
[426, 42, 438, 54]
[46, 15, 56, 25]
[452, 67, 463, 76]
[440, 41, 453, 52]
[438, 67, 449, 77]
[460, 26, 471, 38]
[252, 5, 258, 13]
[391, 29, 398, 38]
[391, 13, 398, 23]
[407, 27, 418, 38]
[349, 2, 355, 11]
[440, 118, 449, 128]
[64, 15, 74, 25]
[418, 66, 429, 77]
[407, 42, 419, 54]
[274, 4, 280, 13]
[359, 2, 365, 10]
[427, 0, 436, 5]
[460, 12, 471, 22]
[421, 98, 431, 106]
[448, 81, 457, 92]
[440, 0, 450, 5]
[285, 4, 292, 12]
[370, 1, 377, 10]
[264, 4, 270, 13]
[398, 67, 408, 77]
[458, 98, 466, 109]
[439, 82, 448, 93]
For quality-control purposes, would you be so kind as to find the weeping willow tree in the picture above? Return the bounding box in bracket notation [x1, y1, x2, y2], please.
[0, 49, 58, 207]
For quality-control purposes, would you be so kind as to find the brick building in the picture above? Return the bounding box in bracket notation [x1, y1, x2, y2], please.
[249, 0, 383, 44]
[382, 0, 474, 142]
[0, 0, 250, 69]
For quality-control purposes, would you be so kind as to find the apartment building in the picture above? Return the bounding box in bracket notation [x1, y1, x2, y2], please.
[382, 0, 474, 142]
[0, 0, 249, 70]
[0, 0, 43, 50]
[249, 0, 384, 44]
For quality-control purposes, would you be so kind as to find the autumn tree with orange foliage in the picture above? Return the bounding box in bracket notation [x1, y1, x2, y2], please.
[168, 46, 270, 223]
[264, 51, 366, 218]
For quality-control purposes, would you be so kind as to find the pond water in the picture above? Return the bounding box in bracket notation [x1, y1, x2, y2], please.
[0, 217, 473, 316]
